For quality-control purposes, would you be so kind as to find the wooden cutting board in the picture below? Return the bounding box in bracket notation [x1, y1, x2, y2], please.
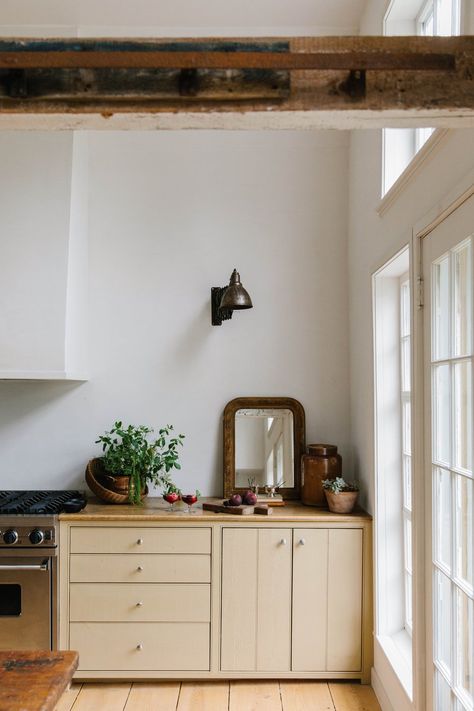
[202, 502, 273, 515]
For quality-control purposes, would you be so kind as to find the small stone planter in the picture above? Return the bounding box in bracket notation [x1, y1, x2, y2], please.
[324, 489, 358, 514]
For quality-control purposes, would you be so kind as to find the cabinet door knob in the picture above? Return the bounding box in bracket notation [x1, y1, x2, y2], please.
[136, 644, 143, 650]
[299, 538, 306, 546]
[137, 565, 143, 571]
[137, 538, 144, 545]
[280, 538, 287, 545]
[136, 601, 143, 607]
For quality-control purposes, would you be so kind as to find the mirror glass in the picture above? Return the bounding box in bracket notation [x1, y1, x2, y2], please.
[235, 408, 294, 489]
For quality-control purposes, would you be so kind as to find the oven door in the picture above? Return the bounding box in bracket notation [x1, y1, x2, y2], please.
[0, 555, 52, 650]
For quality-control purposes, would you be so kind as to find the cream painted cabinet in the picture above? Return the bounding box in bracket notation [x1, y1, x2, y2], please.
[220, 526, 364, 676]
[221, 527, 292, 672]
[59, 512, 372, 681]
[292, 528, 363, 672]
[62, 525, 212, 674]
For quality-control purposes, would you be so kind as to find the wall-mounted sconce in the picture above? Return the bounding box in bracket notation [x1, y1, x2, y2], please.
[211, 269, 253, 326]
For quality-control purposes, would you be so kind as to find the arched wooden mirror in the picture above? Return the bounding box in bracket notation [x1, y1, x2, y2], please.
[223, 397, 305, 500]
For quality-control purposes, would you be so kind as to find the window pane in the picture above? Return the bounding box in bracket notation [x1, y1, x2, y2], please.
[404, 454, 412, 511]
[403, 398, 412, 456]
[455, 475, 473, 589]
[454, 240, 473, 358]
[405, 517, 413, 574]
[434, 467, 452, 570]
[402, 337, 411, 391]
[433, 363, 452, 465]
[435, 669, 453, 710]
[454, 361, 472, 473]
[401, 281, 410, 337]
[435, 569, 452, 676]
[433, 255, 451, 361]
[405, 571, 413, 631]
[437, 0, 459, 35]
[456, 588, 473, 703]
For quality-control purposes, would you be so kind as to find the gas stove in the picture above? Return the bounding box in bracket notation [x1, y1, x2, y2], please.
[0, 490, 86, 652]
[0, 490, 86, 548]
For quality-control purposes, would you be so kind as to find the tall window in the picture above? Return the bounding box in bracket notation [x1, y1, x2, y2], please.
[382, 0, 461, 196]
[423, 196, 473, 710]
[400, 276, 413, 634]
[374, 247, 413, 697]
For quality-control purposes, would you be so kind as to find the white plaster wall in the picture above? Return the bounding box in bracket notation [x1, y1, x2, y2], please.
[0, 0, 365, 36]
[0, 132, 73, 374]
[0, 130, 351, 494]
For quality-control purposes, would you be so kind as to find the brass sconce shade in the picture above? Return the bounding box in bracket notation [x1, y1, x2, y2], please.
[211, 269, 253, 326]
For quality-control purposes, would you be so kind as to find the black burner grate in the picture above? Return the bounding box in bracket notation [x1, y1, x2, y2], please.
[0, 490, 84, 515]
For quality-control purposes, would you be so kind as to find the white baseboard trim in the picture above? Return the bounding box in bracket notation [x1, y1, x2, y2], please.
[372, 667, 396, 711]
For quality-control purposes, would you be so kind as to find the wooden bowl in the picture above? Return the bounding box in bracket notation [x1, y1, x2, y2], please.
[85, 458, 148, 504]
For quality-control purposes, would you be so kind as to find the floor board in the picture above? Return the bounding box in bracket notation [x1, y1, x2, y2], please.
[125, 682, 181, 711]
[55, 680, 381, 711]
[70, 683, 131, 711]
[328, 683, 382, 711]
[54, 683, 82, 711]
[280, 681, 335, 711]
[229, 681, 282, 711]
[178, 681, 229, 711]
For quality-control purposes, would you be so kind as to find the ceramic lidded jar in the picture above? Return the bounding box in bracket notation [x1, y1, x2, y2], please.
[301, 444, 342, 506]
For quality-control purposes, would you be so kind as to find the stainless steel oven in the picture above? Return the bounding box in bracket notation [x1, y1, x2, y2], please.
[0, 491, 85, 652]
[0, 545, 57, 651]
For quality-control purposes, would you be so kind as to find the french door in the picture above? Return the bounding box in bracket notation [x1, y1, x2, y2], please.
[423, 194, 474, 710]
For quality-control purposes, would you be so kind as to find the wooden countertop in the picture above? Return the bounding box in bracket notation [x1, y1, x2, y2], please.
[60, 497, 371, 523]
[0, 651, 78, 711]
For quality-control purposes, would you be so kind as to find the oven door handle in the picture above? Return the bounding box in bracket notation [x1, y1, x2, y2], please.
[0, 560, 49, 571]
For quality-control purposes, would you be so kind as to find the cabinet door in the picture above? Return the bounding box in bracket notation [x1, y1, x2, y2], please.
[292, 528, 363, 672]
[221, 528, 292, 672]
[327, 529, 363, 671]
[292, 529, 328, 671]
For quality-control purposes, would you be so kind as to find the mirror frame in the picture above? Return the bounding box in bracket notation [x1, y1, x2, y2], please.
[223, 396, 305, 500]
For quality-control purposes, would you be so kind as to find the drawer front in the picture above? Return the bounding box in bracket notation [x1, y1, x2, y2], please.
[70, 583, 210, 622]
[70, 622, 210, 671]
[70, 554, 211, 583]
[70, 527, 211, 555]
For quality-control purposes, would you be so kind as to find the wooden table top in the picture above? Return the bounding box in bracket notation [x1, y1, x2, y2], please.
[0, 651, 78, 711]
[59, 496, 371, 523]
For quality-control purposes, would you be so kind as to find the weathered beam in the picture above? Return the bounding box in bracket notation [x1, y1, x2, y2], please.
[0, 36, 472, 130]
[0, 50, 456, 71]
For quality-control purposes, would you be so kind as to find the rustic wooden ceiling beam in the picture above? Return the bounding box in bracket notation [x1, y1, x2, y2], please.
[0, 50, 456, 71]
[0, 36, 472, 129]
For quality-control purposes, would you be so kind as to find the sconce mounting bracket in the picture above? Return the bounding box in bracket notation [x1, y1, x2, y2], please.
[211, 287, 233, 326]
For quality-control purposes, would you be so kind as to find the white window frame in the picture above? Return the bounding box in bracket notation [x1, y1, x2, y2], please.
[400, 274, 414, 636]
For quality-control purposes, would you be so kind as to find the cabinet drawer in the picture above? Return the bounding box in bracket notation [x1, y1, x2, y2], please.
[70, 554, 211, 583]
[70, 622, 210, 671]
[70, 527, 211, 554]
[70, 583, 210, 622]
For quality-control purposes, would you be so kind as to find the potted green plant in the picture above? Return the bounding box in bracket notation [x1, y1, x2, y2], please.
[95, 421, 184, 504]
[322, 477, 359, 514]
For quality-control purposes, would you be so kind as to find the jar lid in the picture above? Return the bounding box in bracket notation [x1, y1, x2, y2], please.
[307, 444, 338, 456]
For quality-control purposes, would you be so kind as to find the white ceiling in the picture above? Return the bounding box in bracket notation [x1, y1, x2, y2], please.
[0, 0, 368, 35]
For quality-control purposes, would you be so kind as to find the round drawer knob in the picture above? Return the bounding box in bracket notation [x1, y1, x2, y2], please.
[136, 644, 143, 650]
[136, 601, 143, 607]
[299, 538, 306, 546]
[280, 538, 287, 545]
[137, 565, 143, 571]
[137, 538, 144, 545]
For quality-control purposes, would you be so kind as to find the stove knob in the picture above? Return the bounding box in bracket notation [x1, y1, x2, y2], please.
[29, 529, 44, 545]
[3, 529, 18, 545]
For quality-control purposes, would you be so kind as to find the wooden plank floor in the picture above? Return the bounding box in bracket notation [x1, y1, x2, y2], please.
[55, 681, 382, 711]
